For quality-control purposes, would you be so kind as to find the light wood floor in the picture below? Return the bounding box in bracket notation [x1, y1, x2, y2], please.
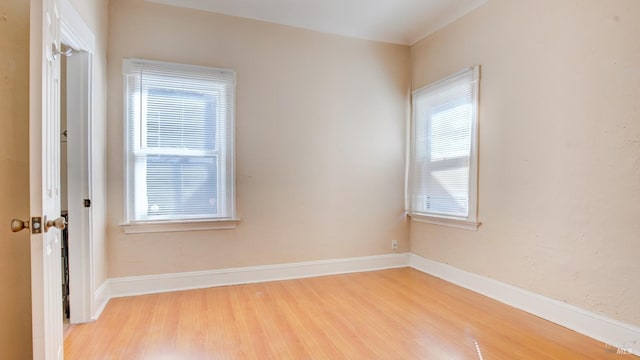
[65, 268, 637, 359]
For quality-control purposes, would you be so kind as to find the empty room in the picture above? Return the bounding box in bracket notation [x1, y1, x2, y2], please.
[2, 0, 639, 359]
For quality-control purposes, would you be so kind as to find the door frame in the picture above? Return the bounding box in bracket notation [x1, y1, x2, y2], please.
[58, 0, 96, 324]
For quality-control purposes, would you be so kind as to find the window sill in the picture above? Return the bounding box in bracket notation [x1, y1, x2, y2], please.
[120, 219, 240, 234]
[409, 213, 480, 231]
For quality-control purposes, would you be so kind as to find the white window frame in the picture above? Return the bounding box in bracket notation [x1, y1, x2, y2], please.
[121, 59, 238, 233]
[408, 65, 481, 231]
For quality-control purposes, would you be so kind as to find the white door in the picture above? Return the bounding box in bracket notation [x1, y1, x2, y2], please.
[30, 0, 65, 358]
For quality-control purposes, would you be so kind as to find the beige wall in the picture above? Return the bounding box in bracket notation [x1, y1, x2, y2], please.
[410, 0, 640, 326]
[107, 0, 411, 277]
[0, 0, 33, 357]
[68, 0, 110, 290]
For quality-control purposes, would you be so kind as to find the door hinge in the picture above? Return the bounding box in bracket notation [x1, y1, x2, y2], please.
[83, 199, 91, 208]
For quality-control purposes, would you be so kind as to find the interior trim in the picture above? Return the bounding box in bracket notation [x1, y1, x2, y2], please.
[107, 253, 411, 298]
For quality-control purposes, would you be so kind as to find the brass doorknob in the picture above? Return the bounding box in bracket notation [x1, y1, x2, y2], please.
[45, 217, 66, 231]
[11, 219, 30, 232]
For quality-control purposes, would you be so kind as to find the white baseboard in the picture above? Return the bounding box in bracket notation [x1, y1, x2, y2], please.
[409, 254, 640, 356]
[93, 281, 110, 320]
[107, 253, 411, 299]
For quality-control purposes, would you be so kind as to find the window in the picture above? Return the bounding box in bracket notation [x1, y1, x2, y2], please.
[123, 59, 236, 228]
[408, 66, 480, 230]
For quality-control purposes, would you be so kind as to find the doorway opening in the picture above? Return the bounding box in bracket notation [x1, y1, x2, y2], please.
[59, 53, 70, 330]
[58, 39, 95, 325]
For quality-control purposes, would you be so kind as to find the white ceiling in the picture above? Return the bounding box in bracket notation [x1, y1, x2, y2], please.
[146, 0, 488, 45]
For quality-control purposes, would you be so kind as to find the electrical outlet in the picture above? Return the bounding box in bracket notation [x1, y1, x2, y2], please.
[391, 240, 398, 251]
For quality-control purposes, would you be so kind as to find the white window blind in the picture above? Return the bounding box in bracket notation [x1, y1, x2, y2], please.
[409, 66, 479, 226]
[123, 59, 235, 223]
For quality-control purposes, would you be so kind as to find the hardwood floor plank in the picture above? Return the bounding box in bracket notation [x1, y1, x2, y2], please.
[65, 268, 638, 359]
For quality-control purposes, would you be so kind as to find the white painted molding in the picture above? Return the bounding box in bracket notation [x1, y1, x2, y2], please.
[59, 0, 95, 52]
[120, 219, 240, 234]
[108, 253, 411, 298]
[409, 213, 481, 231]
[92, 281, 110, 321]
[409, 254, 640, 356]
